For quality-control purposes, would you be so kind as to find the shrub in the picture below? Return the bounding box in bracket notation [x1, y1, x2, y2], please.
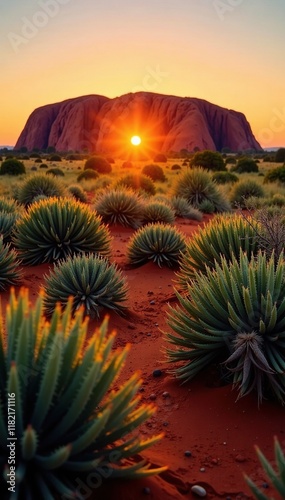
[15, 174, 66, 206]
[271, 193, 285, 207]
[153, 153, 167, 162]
[39, 163, 48, 169]
[275, 147, 285, 163]
[142, 202, 175, 225]
[174, 168, 231, 213]
[212, 171, 239, 184]
[171, 164, 181, 171]
[0, 158, 26, 176]
[0, 237, 22, 290]
[231, 157, 259, 173]
[116, 173, 156, 196]
[0, 288, 165, 499]
[198, 199, 215, 213]
[264, 166, 285, 184]
[46, 167, 65, 176]
[142, 164, 166, 182]
[77, 169, 99, 182]
[34, 158, 42, 163]
[84, 156, 112, 174]
[0, 212, 18, 243]
[94, 188, 144, 229]
[13, 197, 111, 265]
[127, 223, 186, 268]
[67, 184, 88, 203]
[30, 152, 41, 159]
[170, 196, 202, 220]
[245, 437, 285, 499]
[48, 154, 62, 161]
[225, 157, 237, 165]
[189, 150, 226, 172]
[0, 197, 19, 214]
[177, 214, 260, 289]
[43, 254, 128, 317]
[230, 180, 265, 208]
[167, 251, 285, 404]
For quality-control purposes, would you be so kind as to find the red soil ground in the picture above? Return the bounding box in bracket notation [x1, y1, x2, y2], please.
[11, 216, 285, 500]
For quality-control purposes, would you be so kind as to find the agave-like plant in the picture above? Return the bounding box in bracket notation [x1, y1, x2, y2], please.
[0, 288, 166, 499]
[94, 188, 144, 229]
[0, 212, 18, 243]
[43, 254, 128, 317]
[170, 196, 202, 221]
[245, 437, 285, 499]
[167, 250, 285, 404]
[127, 223, 186, 268]
[14, 173, 67, 206]
[177, 214, 260, 289]
[13, 197, 111, 265]
[0, 196, 19, 214]
[0, 237, 22, 290]
[142, 202, 175, 225]
[115, 173, 156, 196]
[68, 184, 88, 203]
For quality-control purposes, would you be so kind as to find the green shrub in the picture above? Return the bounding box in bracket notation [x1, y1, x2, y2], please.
[0, 197, 19, 214]
[225, 157, 237, 165]
[271, 193, 285, 207]
[153, 153, 167, 162]
[14, 174, 66, 206]
[171, 164, 181, 171]
[0, 288, 165, 499]
[48, 154, 62, 161]
[275, 147, 285, 163]
[142, 164, 166, 182]
[142, 202, 175, 225]
[116, 173, 156, 196]
[264, 166, 285, 184]
[84, 156, 112, 174]
[245, 437, 285, 499]
[174, 168, 231, 213]
[13, 197, 111, 265]
[167, 250, 285, 404]
[43, 254, 128, 317]
[0, 212, 18, 243]
[198, 199, 215, 213]
[0, 159, 26, 176]
[94, 188, 144, 229]
[0, 238, 22, 290]
[77, 168, 99, 182]
[34, 158, 42, 163]
[30, 152, 41, 159]
[189, 150, 226, 172]
[67, 184, 88, 203]
[39, 163, 48, 169]
[127, 223, 186, 268]
[212, 171, 239, 184]
[46, 167, 65, 177]
[170, 196, 202, 220]
[231, 157, 259, 174]
[230, 180, 265, 208]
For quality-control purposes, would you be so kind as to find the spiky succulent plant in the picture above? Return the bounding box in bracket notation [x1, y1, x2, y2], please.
[67, 184, 88, 203]
[116, 173, 156, 196]
[0, 288, 166, 499]
[245, 437, 285, 499]
[177, 215, 260, 289]
[13, 197, 111, 265]
[0, 212, 18, 243]
[167, 250, 285, 404]
[127, 223, 186, 268]
[142, 202, 175, 225]
[14, 173, 67, 206]
[170, 196, 202, 220]
[0, 237, 22, 290]
[0, 196, 19, 214]
[94, 188, 144, 228]
[43, 254, 128, 317]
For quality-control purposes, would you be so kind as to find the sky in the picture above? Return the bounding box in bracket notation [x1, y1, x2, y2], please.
[1, 0, 285, 148]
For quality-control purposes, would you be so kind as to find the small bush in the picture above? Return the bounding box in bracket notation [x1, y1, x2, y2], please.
[230, 180, 265, 208]
[0, 158, 26, 176]
[77, 169, 99, 182]
[0, 212, 18, 243]
[46, 167, 65, 176]
[15, 173, 66, 206]
[271, 193, 285, 206]
[225, 157, 237, 165]
[171, 164, 181, 171]
[231, 157, 259, 173]
[39, 163, 48, 169]
[275, 147, 285, 163]
[170, 196, 202, 220]
[153, 153, 167, 162]
[94, 188, 144, 228]
[212, 171, 239, 184]
[30, 152, 41, 159]
[0, 197, 19, 214]
[142, 164, 166, 182]
[142, 202, 175, 225]
[84, 156, 112, 174]
[127, 223, 186, 267]
[67, 184, 88, 203]
[48, 154, 62, 161]
[198, 199, 215, 213]
[189, 150, 226, 172]
[116, 173, 156, 196]
[264, 166, 285, 184]
[0, 237, 22, 289]
[34, 158, 42, 163]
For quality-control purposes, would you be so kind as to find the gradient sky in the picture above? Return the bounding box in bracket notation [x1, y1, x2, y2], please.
[1, 0, 285, 148]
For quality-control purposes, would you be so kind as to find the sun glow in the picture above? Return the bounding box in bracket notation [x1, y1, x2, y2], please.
[131, 135, 141, 146]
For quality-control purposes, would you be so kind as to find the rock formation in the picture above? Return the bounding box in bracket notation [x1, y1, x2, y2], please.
[15, 92, 262, 153]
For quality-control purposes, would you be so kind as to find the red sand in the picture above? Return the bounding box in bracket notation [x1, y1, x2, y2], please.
[15, 217, 285, 500]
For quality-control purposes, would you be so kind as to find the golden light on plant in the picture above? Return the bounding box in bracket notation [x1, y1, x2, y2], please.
[131, 135, 141, 146]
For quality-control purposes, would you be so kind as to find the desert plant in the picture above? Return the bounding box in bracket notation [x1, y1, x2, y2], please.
[198, 199, 215, 213]
[94, 188, 144, 229]
[46, 167, 65, 177]
[77, 169, 99, 182]
[116, 173, 156, 196]
[230, 180, 265, 208]
[0, 288, 165, 499]
[212, 171, 239, 184]
[67, 184, 88, 203]
[0, 197, 19, 214]
[270, 193, 285, 207]
[142, 202, 175, 225]
[0, 237, 22, 290]
[15, 174, 66, 206]
[0, 158, 26, 176]
[153, 153, 167, 162]
[231, 157, 259, 174]
[264, 166, 285, 184]
[174, 168, 231, 213]
[48, 154, 62, 161]
[13, 197, 111, 265]
[0, 212, 18, 243]
[189, 150, 226, 172]
[171, 164, 181, 171]
[275, 147, 285, 163]
[170, 196, 202, 220]
[225, 157, 237, 165]
[84, 156, 112, 174]
[34, 158, 42, 163]
[43, 254, 128, 317]
[167, 250, 285, 404]
[127, 223, 186, 268]
[39, 163, 48, 169]
[142, 164, 166, 182]
[245, 437, 285, 499]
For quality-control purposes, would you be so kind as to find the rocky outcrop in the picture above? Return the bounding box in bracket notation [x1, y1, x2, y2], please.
[15, 92, 262, 153]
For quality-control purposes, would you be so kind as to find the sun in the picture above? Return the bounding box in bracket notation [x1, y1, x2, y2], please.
[131, 135, 141, 146]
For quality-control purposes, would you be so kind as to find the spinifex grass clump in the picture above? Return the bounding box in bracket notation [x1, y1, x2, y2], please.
[116, 173, 156, 196]
[142, 202, 175, 225]
[170, 196, 202, 220]
[94, 188, 144, 229]
[13, 197, 111, 265]
[0, 237, 22, 290]
[230, 180, 265, 208]
[43, 254, 128, 317]
[15, 173, 67, 206]
[167, 251, 285, 404]
[177, 214, 260, 289]
[127, 223, 186, 268]
[0, 288, 165, 499]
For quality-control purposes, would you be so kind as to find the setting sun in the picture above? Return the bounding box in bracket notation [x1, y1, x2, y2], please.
[131, 135, 141, 146]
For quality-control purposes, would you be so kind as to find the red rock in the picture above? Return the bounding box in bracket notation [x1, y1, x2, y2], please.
[14, 92, 262, 153]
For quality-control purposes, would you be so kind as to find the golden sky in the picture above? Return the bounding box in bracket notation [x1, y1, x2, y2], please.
[1, 0, 285, 148]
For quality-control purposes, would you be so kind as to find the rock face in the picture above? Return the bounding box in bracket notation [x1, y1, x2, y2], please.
[15, 92, 262, 153]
